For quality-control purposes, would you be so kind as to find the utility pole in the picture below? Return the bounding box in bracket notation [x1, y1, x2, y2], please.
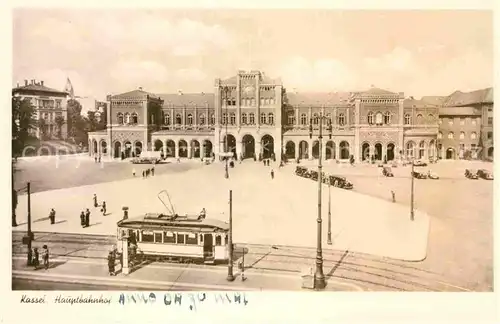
[410, 161, 415, 221]
[327, 181, 332, 245]
[27, 182, 32, 265]
[226, 189, 235, 281]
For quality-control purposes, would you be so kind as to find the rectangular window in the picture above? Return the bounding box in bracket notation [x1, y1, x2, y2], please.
[471, 144, 477, 152]
[488, 117, 493, 126]
[163, 231, 176, 244]
[459, 143, 465, 151]
[154, 232, 163, 243]
[141, 231, 154, 243]
[177, 234, 186, 244]
[460, 118, 465, 125]
[186, 233, 198, 245]
[215, 235, 222, 246]
[487, 132, 493, 140]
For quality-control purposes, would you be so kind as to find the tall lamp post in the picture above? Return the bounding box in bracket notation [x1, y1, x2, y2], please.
[308, 113, 333, 290]
[222, 86, 230, 179]
[226, 190, 235, 281]
[410, 159, 415, 221]
[327, 181, 332, 245]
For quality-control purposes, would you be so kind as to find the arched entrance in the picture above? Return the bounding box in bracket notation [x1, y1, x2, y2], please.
[446, 148, 455, 160]
[134, 141, 142, 156]
[114, 141, 121, 158]
[242, 134, 255, 159]
[285, 141, 295, 159]
[223, 134, 237, 157]
[312, 140, 320, 159]
[154, 140, 163, 151]
[166, 140, 175, 157]
[326, 141, 335, 159]
[299, 141, 308, 159]
[339, 141, 350, 159]
[92, 140, 98, 154]
[100, 140, 107, 154]
[203, 140, 213, 158]
[124, 141, 132, 158]
[361, 142, 370, 161]
[387, 143, 395, 161]
[261, 135, 274, 159]
[488, 147, 494, 159]
[178, 140, 188, 158]
[191, 140, 200, 158]
[374, 143, 382, 161]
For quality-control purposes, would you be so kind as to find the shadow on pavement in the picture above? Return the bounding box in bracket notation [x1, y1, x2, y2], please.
[326, 250, 350, 279]
[54, 220, 67, 225]
[34, 217, 50, 223]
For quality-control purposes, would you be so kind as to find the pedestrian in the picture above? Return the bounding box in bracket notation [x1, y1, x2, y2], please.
[151, 166, 155, 176]
[101, 201, 107, 216]
[146, 169, 150, 177]
[132, 168, 136, 177]
[391, 190, 396, 203]
[93, 194, 98, 208]
[142, 170, 145, 178]
[85, 208, 90, 227]
[270, 169, 274, 179]
[49, 208, 56, 225]
[42, 245, 49, 270]
[108, 251, 115, 276]
[94, 156, 97, 163]
[98, 155, 101, 163]
[80, 211, 85, 227]
[262, 159, 266, 166]
[177, 157, 180, 163]
[32, 247, 40, 270]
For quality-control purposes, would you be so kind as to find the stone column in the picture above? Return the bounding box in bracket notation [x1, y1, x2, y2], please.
[163, 140, 168, 157]
[187, 141, 192, 159]
[200, 142, 205, 159]
[175, 142, 179, 158]
[354, 99, 361, 162]
[308, 139, 314, 160]
[382, 144, 387, 162]
[237, 141, 243, 159]
[256, 140, 262, 157]
[170, 108, 174, 128]
[335, 142, 340, 160]
[322, 139, 327, 160]
[295, 141, 299, 160]
[295, 107, 299, 127]
[121, 237, 129, 275]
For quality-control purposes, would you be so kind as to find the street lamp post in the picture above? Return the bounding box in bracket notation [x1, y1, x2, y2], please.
[308, 113, 333, 290]
[410, 159, 415, 221]
[222, 86, 230, 179]
[26, 182, 32, 266]
[327, 181, 332, 245]
[227, 189, 235, 281]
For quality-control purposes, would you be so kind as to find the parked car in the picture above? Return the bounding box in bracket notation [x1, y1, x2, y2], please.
[131, 157, 160, 164]
[427, 170, 439, 179]
[464, 169, 479, 179]
[382, 167, 394, 177]
[309, 170, 319, 181]
[413, 160, 428, 167]
[328, 175, 354, 190]
[477, 169, 493, 180]
[295, 166, 308, 177]
[412, 171, 427, 179]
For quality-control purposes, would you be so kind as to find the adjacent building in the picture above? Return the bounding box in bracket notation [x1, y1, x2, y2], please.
[12, 79, 70, 139]
[87, 70, 493, 163]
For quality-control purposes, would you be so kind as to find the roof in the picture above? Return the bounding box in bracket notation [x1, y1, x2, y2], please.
[112, 89, 161, 100]
[88, 130, 107, 135]
[421, 96, 447, 105]
[403, 98, 439, 109]
[443, 88, 493, 106]
[286, 92, 352, 106]
[361, 87, 398, 96]
[117, 213, 229, 231]
[12, 83, 67, 95]
[157, 93, 214, 107]
[438, 107, 481, 116]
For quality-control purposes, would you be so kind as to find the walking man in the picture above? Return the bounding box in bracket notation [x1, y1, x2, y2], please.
[32, 247, 40, 270]
[93, 194, 98, 208]
[80, 211, 85, 227]
[98, 155, 101, 163]
[107, 251, 115, 276]
[270, 169, 274, 180]
[151, 166, 155, 176]
[142, 170, 145, 178]
[391, 190, 396, 203]
[42, 245, 49, 270]
[85, 208, 90, 227]
[49, 208, 56, 225]
[101, 201, 107, 216]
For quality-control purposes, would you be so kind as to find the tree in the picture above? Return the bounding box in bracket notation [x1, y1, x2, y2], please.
[67, 99, 83, 140]
[54, 115, 65, 139]
[38, 118, 48, 140]
[12, 96, 36, 156]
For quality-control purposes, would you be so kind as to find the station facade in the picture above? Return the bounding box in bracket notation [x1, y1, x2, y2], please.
[88, 70, 492, 163]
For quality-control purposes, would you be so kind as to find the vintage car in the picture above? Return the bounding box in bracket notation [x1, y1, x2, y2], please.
[412, 171, 427, 179]
[413, 160, 428, 167]
[328, 175, 354, 190]
[295, 166, 308, 177]
[382, 167, 394, 177]
[477, 169, 493, 180]
[464, 169, 479, 179]
[309, 170, 319, 181]
[427, 170, 439, 179]
[131, 157, 160, 164]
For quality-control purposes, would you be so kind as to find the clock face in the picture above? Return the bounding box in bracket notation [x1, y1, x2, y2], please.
[243, 86, 255, 95]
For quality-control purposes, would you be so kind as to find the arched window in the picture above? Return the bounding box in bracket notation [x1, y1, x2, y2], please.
[199, 114, 206, 125]
[300, 113, 307, 125]
[175, 114, 182, 125]
[221, 113, 228, 125]
[406, 141, 415, 158]
[367, 112, 374, 125]
[384, 111, 391, 124]
[131, 113, 138, 124]
[251, 98, 255, 106]
[338, 113, 345, 126]
[288, 112, 295, 125]
[268, 113, 274, 125]
[438, 132, 443, 139]
[260, 113, 266, 124]
[230, 113, 236, 125]
[459, 132, 465, 140]
[117, 113, 124, 124]
[313, 113, 319, 125]
[428, 114, 434, 121]
[125, 113, 130, 124]
[375, 112, 383, 125]
[164, 113, 170, 125]
[241, 113, 247, 125]
[404, 114, 411, 125]
[210, 114, 215, 125]
[470, 132, 477, 140]
[448, 132, 454, 139]
[249, 113, 255, 125]
[419, 141, 425, 158]
[325, 113, 332, 125]
[187, 114, 193, 125]
[416, 114, 423, 124]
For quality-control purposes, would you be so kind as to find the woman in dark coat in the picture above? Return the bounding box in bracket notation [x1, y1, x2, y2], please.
[80, 211, 85, 227]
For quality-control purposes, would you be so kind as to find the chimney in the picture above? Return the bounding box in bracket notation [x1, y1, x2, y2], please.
[41, 81, 44, 86]
[24, 80, 28, 86]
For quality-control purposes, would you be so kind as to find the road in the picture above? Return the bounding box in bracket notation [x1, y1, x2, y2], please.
[12, 232, 470, 292]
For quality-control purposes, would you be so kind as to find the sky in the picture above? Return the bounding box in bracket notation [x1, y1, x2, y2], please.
[13, 9, 493, 110]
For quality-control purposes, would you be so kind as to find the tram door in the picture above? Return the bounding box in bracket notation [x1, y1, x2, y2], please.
[203, 233, 214, 259]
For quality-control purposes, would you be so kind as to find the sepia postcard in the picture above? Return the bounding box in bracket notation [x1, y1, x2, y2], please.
[4, 2, 498, 323]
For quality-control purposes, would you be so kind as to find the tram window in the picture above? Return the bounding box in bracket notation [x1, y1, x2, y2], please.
[177, 234, 186, 244]
[141, 231, 154, 243]
[186, 233, 198, 245]
[164, 232, 176, 244]
[224, 235, 228, 245]
[154, 232, 163, 243]
[215, 235, 222, 246]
